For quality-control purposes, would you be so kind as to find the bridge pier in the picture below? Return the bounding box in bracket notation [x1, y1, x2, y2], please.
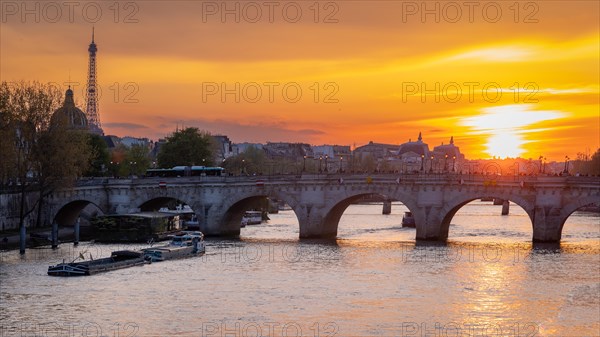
[501, 200, 510, 215]
[200, 204, 242, 237]
[414, 206, 448, 241]
[382, 200, 392, 215]
[298, 204, 337, 239]
[532, 207, 564, 242]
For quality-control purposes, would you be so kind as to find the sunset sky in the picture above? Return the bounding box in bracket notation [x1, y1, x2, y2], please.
[1, 1, 598, 160]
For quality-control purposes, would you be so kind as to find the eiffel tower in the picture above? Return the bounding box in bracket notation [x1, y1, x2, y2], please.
[85, 28, 104, 135]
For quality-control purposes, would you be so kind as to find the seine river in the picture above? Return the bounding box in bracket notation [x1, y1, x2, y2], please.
[1, 202, 599, 336]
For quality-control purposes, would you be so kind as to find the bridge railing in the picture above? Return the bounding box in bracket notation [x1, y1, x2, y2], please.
[74, 173, 598, 188]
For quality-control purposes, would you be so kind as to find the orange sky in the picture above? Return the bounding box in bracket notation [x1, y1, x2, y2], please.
[1, 1, 598, 160]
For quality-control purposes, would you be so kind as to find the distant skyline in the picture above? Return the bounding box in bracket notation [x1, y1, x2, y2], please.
[1, 1, 598, 160]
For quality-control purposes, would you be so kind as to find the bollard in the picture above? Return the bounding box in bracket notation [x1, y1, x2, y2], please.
[51, 221, 59, 249]
[74, 217, 80, 246]
[19, 225, 26, 255]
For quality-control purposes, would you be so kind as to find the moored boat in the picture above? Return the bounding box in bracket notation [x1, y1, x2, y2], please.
[402, 211, 416, 228]
[241, 211, 263, 226]
[142, 231, 205, 262]
[48, 250, 148, 277]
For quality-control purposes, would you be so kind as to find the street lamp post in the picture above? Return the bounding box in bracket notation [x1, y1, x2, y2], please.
[452, 156, 456, 172]
[325, 155, 329, 172]
[420, 154, 424, 172]
[303, 156, 306, 172]
[444, 154, 448, 172]
[564, 156, 570, 174]
[340, 156, 343, 173]
[429, 155, 434, 173]
[542, 157, 546, 174]
[318, 156, 322, 173]
[129, 161, 136, 176]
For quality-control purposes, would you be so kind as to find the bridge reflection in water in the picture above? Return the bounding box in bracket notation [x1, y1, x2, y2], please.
[42, 174, 600, 243]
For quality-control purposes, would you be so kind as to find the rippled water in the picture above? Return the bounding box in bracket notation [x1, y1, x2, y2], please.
[1, 202, 599, 336]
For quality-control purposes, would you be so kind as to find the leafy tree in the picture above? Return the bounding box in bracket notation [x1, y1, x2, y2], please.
[35, 117, 91, 228]
[85, 133, 110, 176]
[109, 143, 127, 177]
[157, 127, 214, 168]
[572, 148, 600, 175]
[0, 81, 92, 253]
[359, 154, 377, 173]
[125, 144, 151, 176]
[222, 146, 267, 175]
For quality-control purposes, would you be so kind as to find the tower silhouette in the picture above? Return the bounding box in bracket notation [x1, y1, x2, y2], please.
[85, 28, 103, 135]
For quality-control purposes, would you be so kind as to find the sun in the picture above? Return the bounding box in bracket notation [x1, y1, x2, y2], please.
[485, 133, 525, 159]
[462, 105, 565, 159]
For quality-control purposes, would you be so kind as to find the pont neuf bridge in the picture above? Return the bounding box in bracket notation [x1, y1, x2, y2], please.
[2, 174, 598, 242]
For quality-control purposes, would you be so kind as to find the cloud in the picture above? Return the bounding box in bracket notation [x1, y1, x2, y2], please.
[123, 117, 327, 144]
[103, 122, 149, 129]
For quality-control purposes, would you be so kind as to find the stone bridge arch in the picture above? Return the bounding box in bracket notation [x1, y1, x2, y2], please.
[437, 191, 535, 241]
[320, 188, 420, 239]
[555, 194, 600, 239]
[47, 187, 108, 228]
[203, 187, 302, 237]
[52, 199, 107, 227]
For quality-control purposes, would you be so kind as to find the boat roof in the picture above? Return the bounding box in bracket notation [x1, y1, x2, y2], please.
[103, 212, 174, 219]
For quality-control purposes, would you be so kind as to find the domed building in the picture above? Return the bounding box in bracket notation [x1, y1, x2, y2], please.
[398, 132, 430, 157]
[51, 88, 89, 130]
[397, 132, 431, 172]
[432, 136, 465, 172]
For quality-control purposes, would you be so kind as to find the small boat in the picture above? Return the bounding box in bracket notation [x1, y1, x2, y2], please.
[142, 231, 205, 262]
[241, 211, 262, 226]
[184, 215, 200, 230]
[48, 250, 147, 277]
[402, 211, 416, 228]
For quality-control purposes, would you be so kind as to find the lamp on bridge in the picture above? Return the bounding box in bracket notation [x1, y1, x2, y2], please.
[564, 156, 570, 174]
[109, 161, 119, 178]
[444, 154, 448, 172]
[429, 155, 434, 173]
[129, 161, 137, 176]
[340, 156, 343, 173]
[325, 155, 329, 172]
[303, 156, 307, 172]
[542, 157, 547, 174]
[420, 154, 424, 172]
[318, 156, 322, 173]
[452, 155, 456, 173]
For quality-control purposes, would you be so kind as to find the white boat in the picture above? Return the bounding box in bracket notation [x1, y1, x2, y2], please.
[142, 231, 205, 262]
[185, 215, 200, 229]
[402, 211, 416, 228]
[241, 211, 263, 226]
